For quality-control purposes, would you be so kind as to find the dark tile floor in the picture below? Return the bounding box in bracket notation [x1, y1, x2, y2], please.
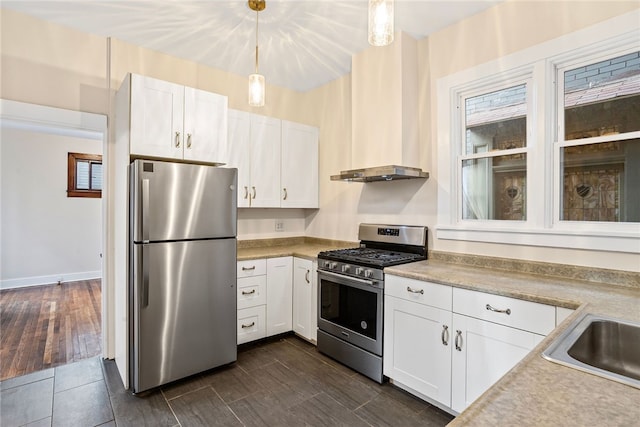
[0, 334, 455, 426]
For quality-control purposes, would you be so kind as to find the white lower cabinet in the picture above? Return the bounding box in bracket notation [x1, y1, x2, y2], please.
[266, 257, 293, 336]
[384, 295, 453, 406]
[292, 258, 317, 342]
[450, 313, 544, 413]
[237, 305, 266, 344]
[384, 274, 556, 414]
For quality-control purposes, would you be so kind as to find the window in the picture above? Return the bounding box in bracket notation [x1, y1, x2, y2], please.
[67, 152, 102, 198]
[461, 83, 529, 221]
[436, 13, 639, 253]
[557, 50, 640, 223]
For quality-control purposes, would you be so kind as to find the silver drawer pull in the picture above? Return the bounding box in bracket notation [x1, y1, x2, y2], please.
[486, 304, 511, 315]
[441, 325, 449, 346]
[455, 330, 463, 351]
[241, 322, 255, 329]
[241, 289, 256, 295]
[242, 266, 256, 271]
[406, 286, 424, 295]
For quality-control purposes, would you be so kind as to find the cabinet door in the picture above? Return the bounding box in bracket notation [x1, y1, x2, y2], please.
[227, 109, 252, 207]
[130, 74, 184, 159]
[266, 257, 292, 336]
[384, 295, 452, 407]
[183, 87, 227, 163]
[281, 121, 319, 208]
[293, 258, 313, 340]
[451, 313, 543, 413]
[250, 114, 281, 207]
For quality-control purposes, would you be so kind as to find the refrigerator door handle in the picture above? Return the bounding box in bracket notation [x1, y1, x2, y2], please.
[142, 179, 150, 243]
[142, 245, 149, 308]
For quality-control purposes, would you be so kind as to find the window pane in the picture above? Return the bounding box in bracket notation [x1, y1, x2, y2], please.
[564, 51, 640, 140]
[91, 162, 103, 190]
[462, 154, 527, 220]
[465, 84, 527, 155]
[76, 161, 90, 190]
[561, 139, 639, 222]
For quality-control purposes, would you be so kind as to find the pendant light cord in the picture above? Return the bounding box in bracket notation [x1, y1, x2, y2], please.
[255, 9, 259, 73]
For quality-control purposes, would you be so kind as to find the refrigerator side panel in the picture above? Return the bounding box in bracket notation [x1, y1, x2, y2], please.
[131, 160, 237, 242]
[132, 238, 237, 393]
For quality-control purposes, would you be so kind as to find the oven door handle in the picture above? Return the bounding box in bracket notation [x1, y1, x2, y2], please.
[318, 270, 380, 288]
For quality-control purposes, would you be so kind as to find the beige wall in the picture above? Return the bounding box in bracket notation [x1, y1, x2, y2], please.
[0, 8, 108, 114]
[305, 1, 639, 271]
[2, 3, 638, 271]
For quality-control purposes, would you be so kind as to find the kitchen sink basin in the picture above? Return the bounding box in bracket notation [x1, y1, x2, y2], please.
[542, 313, 640, 389]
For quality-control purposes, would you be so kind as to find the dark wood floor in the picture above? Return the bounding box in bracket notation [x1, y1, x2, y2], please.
[1, 335, 455, 426]
[0, 279, 102, 381]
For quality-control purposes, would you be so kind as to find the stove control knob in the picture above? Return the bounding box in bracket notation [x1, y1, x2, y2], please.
[329, 262, 338, 269]
[364, 270, 373, 278]
[323, 261, 331, 268]
[355, 267, 364, 275]
[341, 265, 351, 273]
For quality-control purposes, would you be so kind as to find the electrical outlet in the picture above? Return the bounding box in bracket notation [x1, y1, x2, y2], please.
[275, 220, 284, 232]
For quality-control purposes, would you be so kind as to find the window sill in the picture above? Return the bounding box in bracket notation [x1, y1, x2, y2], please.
[436, 225, 639, 254]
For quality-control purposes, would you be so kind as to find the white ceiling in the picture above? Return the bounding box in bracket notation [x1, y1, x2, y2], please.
[2, 0, 500, 92]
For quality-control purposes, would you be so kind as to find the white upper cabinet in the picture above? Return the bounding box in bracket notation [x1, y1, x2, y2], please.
[281, 120, 319, 208]
[182, 86, 227, 162]
[227, 109, 252, 207]
[129, 74, 227, 163]
[226, 109, 319, 208]
[250, 114, 282, 207]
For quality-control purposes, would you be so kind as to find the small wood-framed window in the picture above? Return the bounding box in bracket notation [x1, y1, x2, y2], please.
[67, 152, 102, 198]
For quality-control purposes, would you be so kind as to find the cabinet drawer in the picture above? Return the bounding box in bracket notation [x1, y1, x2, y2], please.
[385, 275, 452, 311]
[237, 259, 267, 278]
[452, 287, 555, 336]
[237, 305, 266, 344]
[237, 276, 267, 309]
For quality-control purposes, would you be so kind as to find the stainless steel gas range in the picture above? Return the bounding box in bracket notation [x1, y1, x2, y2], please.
[316, 224, 428, 383]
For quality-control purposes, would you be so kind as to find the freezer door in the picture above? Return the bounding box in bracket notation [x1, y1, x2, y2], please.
[131, 160, 237, 242]
[131, 238, 237, 393]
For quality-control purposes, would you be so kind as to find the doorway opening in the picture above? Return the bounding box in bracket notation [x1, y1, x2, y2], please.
[0, 100, 109, 381]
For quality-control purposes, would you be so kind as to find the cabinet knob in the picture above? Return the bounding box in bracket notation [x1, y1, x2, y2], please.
[175, 131, 181, 148]
[305, 269, 310, 283]
[186, 133, 192, 148]
[283, 188, 288, 200]
[243, 186, 249, 200]
[252, 186, 256, 200]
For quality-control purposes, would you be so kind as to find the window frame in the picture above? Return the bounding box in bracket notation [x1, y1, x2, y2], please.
[67, 152, 102, 198]
[456, 74, 534, 224]
[551, 45, 640, 232]
[436, 14, 640, 254]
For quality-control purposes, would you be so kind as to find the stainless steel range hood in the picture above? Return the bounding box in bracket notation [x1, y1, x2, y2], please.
[330, 165, 429, 182]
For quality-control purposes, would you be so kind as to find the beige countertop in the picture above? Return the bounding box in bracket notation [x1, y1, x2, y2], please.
[237, 237, 356, 262]
[385, 260, 640, 426]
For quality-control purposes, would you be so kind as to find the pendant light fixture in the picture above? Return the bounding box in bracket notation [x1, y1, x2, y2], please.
[368, 0, 394, 47]
[248, 0, 266, 107]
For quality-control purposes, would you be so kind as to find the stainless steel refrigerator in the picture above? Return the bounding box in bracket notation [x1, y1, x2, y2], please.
[129, 159, 237, 393]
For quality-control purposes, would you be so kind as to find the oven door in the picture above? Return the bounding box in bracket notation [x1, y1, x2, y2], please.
[317, 270, 383, 356]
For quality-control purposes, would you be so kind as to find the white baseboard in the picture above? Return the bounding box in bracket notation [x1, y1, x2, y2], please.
[0, 270, 101, 290]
